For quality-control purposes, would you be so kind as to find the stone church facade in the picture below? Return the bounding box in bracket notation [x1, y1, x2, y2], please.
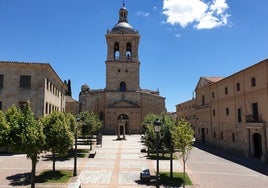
[79, 5, 166, 134]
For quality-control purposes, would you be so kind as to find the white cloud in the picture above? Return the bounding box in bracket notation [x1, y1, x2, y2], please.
[175, 33, 181, 38]
[135, 11, 149, 17]
[210, 0, 229, 14]
[162, 0, 230, 29]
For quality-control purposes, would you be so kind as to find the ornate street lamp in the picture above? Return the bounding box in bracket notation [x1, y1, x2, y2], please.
[153, 118, 162, 185]
[73, 117, 80, 176]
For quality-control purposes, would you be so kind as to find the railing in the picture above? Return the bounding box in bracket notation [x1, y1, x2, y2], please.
[195, 103, 209, 109]
[246, 114, 263, 123]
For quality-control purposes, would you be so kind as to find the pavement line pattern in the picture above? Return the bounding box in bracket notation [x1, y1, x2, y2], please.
[109, 141, 123, 188]
[78, 152, 90, 172]
[190, 171, 266, 177]
[147, 155, 155, 176]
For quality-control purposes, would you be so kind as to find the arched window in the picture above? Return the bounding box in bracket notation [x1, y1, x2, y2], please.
[120, 81, 126, 92]
[126, 42, 132, 59]
[114, 42, 120, 60]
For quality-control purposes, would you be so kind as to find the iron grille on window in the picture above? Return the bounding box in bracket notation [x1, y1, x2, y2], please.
[0, 74, 3, 88]
[20, 75, 31, 88]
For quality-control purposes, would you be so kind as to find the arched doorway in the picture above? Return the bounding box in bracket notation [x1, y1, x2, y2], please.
[253, 133, 262, 159]
[117, 114, 129, 140]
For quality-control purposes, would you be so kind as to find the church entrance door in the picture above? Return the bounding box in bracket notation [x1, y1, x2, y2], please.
[117, 114, 129, 140]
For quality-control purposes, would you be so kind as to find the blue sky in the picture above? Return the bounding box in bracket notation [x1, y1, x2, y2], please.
[0, 0, 268, 112]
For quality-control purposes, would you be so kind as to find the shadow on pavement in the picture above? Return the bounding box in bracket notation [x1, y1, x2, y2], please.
[135, 175, 157, 187]
[135, 175, 183, 188]
[0, 152, 15, 156]
[6, 172, 31, 186]
[194, 142, 268, 176]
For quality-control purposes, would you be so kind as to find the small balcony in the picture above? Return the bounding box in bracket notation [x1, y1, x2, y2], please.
[195, 103, 209, 109]
[246, 114, 263, 123]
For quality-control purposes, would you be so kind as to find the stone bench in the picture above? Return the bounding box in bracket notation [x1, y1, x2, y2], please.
[68, 182, 81, 188]
[89, 150, 96, 158]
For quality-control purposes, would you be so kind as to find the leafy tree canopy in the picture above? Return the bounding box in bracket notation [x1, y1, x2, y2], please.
[0, 110, 10, 147]
[42, 111, 74, 156]
[77, 111, 102, 137]
[172, 119, 194, 155]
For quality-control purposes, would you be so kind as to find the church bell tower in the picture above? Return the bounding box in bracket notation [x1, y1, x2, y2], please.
[105, 4, 140, 92]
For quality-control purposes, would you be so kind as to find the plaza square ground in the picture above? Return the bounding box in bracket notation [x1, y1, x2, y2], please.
[0, 135, 268, 188]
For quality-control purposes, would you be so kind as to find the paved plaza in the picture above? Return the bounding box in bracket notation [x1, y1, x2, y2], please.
[1, 135, 268, 188]
[75, 135, 182, 188]
[0, 135, 183, 188]
[186, 143, 268, 188]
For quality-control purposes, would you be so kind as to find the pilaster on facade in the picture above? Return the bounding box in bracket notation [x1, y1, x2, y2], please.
[176, 58, 268, 163]
[0, 61, 66, 117]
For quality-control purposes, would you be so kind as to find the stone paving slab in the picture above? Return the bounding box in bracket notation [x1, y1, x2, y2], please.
[79, 170, 112, 184]
[0, 135, 183, 188]
[75, 135, 183, 188]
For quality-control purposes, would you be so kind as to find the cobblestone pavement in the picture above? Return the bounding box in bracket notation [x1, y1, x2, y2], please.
[2, 135, 268, 188]
[75, 135, 183, 188]
[0, 135, 184, 188]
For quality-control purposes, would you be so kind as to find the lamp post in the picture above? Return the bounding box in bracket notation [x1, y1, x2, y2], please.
[154, 118, 162, 186]
[73, 117, 80, 176]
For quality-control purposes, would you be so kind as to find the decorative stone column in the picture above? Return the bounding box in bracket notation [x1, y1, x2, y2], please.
[117, 123, 121, 140]
[123, 122, 126, 139]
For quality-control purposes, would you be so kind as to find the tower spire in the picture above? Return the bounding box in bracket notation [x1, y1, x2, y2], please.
[118, 1, 128, 23]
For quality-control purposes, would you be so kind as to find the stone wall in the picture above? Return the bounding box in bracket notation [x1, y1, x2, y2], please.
[0, 62, 65, 117]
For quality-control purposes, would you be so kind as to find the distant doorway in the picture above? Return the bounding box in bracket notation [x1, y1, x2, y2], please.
[117, 114, 129, 140]
[253, 133, 262, 159]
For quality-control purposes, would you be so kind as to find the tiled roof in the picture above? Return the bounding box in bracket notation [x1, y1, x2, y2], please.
[203, 77, 224, 83]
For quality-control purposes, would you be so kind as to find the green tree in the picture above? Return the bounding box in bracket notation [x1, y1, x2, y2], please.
[5, 103, 45, 188]
[161, 114, 176, 179]
[42, 111, 74, 171]
[67, 79, 72, 97]
[0, 110, 10, 151]
[172, 119, 194, 188]
[78, 111, 102, 149]
[64, 79, 72, 96]
[65, 112, 76, 132]
[142, 113, 158, 156]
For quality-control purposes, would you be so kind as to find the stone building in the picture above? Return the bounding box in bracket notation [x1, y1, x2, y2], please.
[0, 61, 66, 117]
[79, 4, 166, 135]
[176, 99, 196, 126]
[65, 95, 79, 115]
[176, 59, 268, 162]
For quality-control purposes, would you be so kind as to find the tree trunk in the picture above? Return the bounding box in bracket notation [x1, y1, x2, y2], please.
[170, 151, 173, 179]
[183, 154, 186, 188]
[90, 134, 93, 150]
[52, 151, 56, 172]
[30, 156, 37, 188]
